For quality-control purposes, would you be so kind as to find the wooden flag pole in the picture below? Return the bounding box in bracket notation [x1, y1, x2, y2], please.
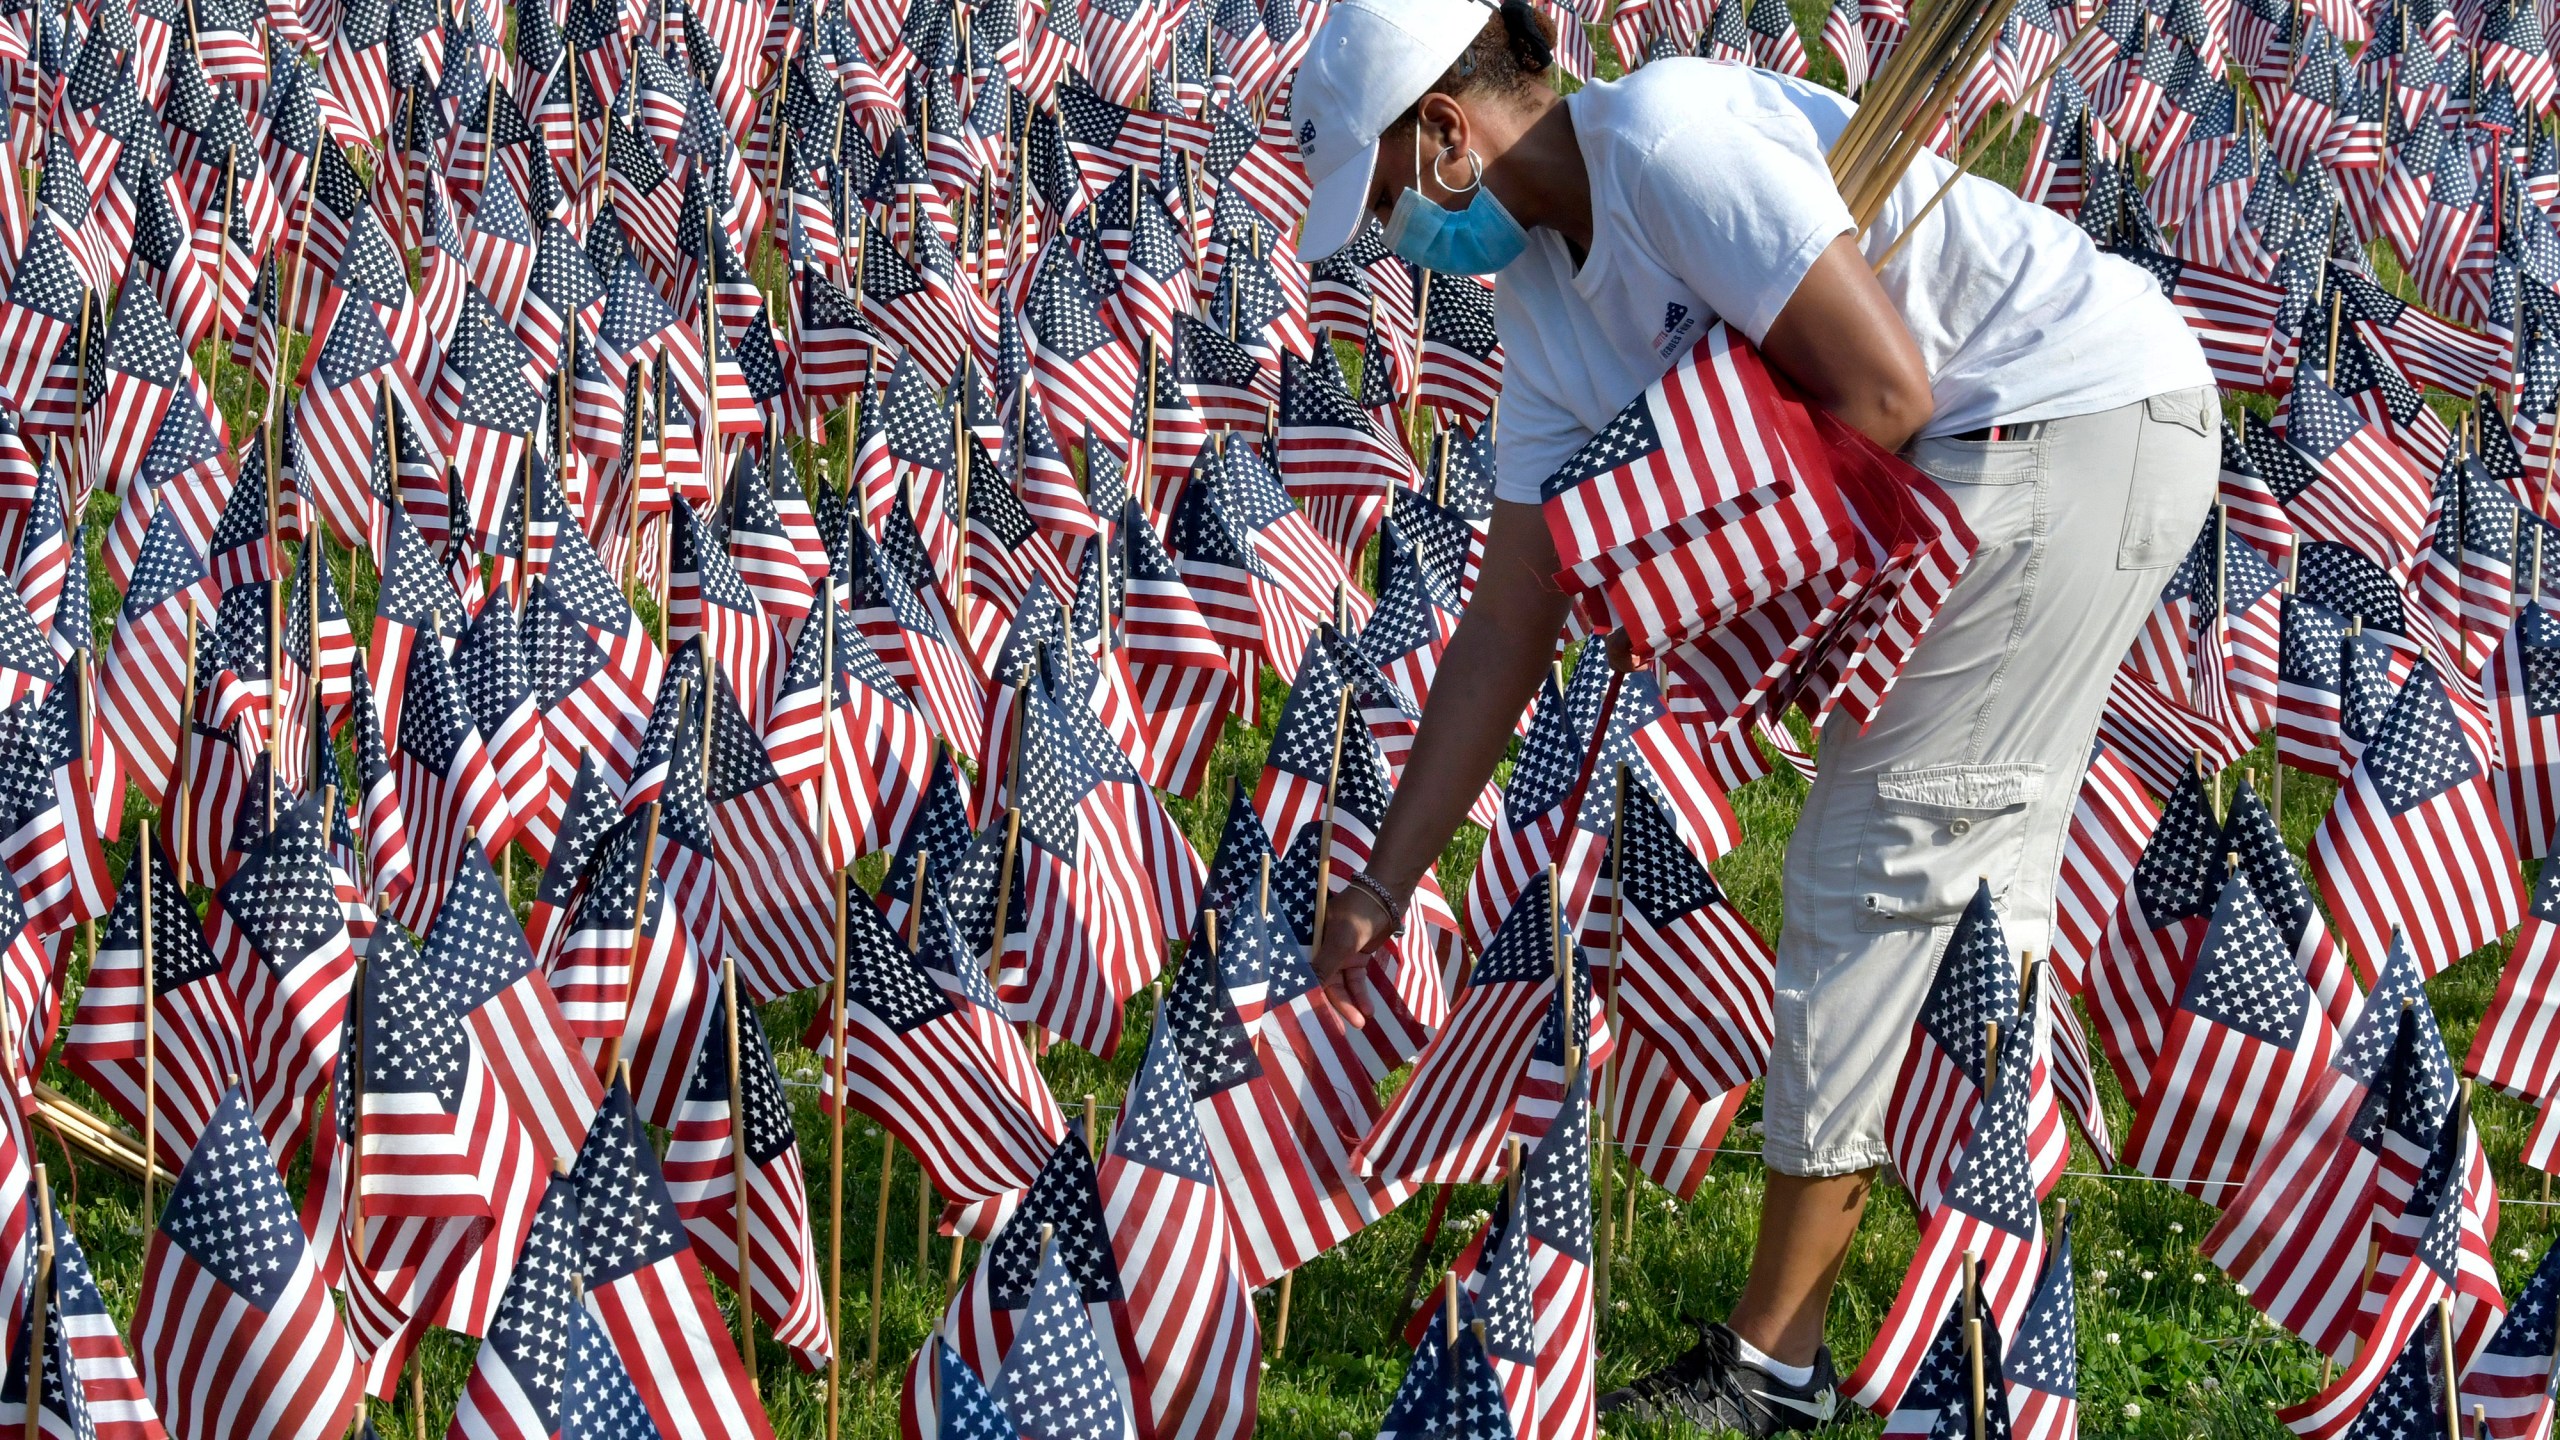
[724, 954, 757, 1395]
[819, 580, 851, 1439]
[24, 1163, 49, 1440]
[1596, 763, 1628, 1314]
[1963, 1252, 1985, 1440]
[867, 1126, 896, 1372]
[1275, 684, 1357, 1360]
[908, 854, 934, 1270]
[2438, 1297, 2461, 1440]
[139, 823, 158, 1224]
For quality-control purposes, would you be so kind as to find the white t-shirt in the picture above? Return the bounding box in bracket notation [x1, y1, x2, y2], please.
[1490, 60, 2215, 504]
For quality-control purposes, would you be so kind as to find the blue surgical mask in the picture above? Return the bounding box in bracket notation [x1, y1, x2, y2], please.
[1382, 135, 1528, 275]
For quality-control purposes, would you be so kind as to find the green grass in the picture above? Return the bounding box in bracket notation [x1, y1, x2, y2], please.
[38, 15, 2552, 1440]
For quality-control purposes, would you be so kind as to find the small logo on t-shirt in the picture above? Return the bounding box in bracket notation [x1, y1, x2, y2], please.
[1298, 118, 1317, 155]
[1652, 300, 1701, 358]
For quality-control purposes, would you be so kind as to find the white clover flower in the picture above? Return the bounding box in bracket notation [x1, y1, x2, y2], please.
[2168, 1222, 2184, 1235]
[2123, 1402, 2142, 1420]
[2110, 1249, 2125, 1260]
[1614, 1300, 1631, 1312]
[2190, 1273, 2208, 1285]
[2090, 1269, 2109, 1284]
[2201, 1377, 2221, 1393]
[2140, 1270, 2157, 1282]
[2518, 1248, 2535, 1260]
[2104, 1332, 2121, 1345]
[2232, 1285, 2249, 1299]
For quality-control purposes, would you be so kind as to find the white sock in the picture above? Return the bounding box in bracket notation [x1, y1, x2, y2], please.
[1731, 1335, 1815, 1388]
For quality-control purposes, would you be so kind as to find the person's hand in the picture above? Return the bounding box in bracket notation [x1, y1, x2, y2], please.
[1311, 880, 1399, 1028]
[1605, 627, 1638, 673]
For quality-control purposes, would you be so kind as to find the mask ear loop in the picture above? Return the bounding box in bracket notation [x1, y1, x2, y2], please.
[1433, 145, 1485, 195]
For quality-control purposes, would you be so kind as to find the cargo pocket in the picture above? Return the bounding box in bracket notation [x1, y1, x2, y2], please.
[1854, 763, 2046, 932]
[2116, 388, 2217, 570]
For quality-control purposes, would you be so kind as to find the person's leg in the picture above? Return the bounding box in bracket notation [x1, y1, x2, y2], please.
[1727, 1170, 1874, 1363]
[1742, 389, 2222, 1362]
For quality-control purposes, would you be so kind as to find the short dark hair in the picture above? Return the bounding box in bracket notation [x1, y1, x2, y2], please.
[1390, 2, 1556, 133]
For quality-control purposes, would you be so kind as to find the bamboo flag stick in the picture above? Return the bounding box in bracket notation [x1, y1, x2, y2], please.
[867, 1126, 896, 1372]
[1963, 1252, 1985, 1440]
[1847, 0, 2009, 228]
[24, 1163, 48, 1440]
[1596, 764, 1628, 1314]
[139, 821, 158, 1225]
[908, 852, 933, 1271]
[821, 582, 851, 1440]
[724, 954, 756, 1395]
[1870, 43, 2077, 264]
[2438, 1296, 2460, 1440]
[599, 801, 662, 1087]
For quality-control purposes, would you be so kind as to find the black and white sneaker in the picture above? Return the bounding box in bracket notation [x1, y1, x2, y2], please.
[1597, 1323, 1840, 1436]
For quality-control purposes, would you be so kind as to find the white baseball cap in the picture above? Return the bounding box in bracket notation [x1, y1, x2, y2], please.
[1288, 0, 1497, 261]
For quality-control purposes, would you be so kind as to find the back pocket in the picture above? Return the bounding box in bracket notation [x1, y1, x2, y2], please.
[1854, 763, 2046, 932]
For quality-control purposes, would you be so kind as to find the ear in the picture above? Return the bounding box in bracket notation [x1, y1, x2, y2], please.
[1415, 92, 1472, 160]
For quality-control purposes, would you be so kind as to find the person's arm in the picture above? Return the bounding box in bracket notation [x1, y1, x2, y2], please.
[1311, 497, 1571, 1024]
[1758, 232, 1934, 452]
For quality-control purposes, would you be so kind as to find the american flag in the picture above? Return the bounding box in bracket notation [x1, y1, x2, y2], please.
[1878, 1289, 2010, 1439]
[62, 841, 244, 1168]
[810, 869, 1058, 1202]
[1359, 871, 1602, 1186]
[134, 1086, 359, 1440]
[521, 506, 662, 789]
[2052, 739, 2159, 992]
[1157, 872, 1415, 1285]
[97, 504, 214, 811]
[2469, 851, 2560, 1104]
[1274, 343, 1411, 564]
[2466, 1231, 2560, 1439]
[387, 632, 508, 930]
[1097, 1018, 1260, 1440]
[446, 1166, 581, 1440]
[1887, 882, 2066, 1219]
[2229, 776, 2359, 1029]
[1023, 239, 1139, 445]
[2003, 1211, 2078, 1440]
[846, 507, 989, 767]
[446, 296, 549, 557]
[364, 492, 459, 755]
[1474, 1059, 1596, 1440]
[1846, 1023, 2045, 1413]
[432, 837, 604, 1164]
[2272, 366, 2433, 570]
[454, 593, 547, 856]
[2207, 936, 2428, 1358]
[0, 668, 111, 935]
[349, 922, 517, 1224]
[2487, 604, 2560, 858]
[2110, 244, 2283, 390]
[2280, 591, 2360, 780]
[989, 1227, 1140, 1440]
[1376, 1299, 1514, 1440]
[1540, 323, 1805, 588]
[2309, 660, 2521, 979]
[899, 1131, 1140, 1438]
[706, 673, 839, 1002]
[1602, 779, 1770, 1198]
[666, 979, 831, 1368]
[2278, 1097, 2483, 1439]
[1465, 657, 1616, 954]
[0, 216, 86, 418]
[571, 1080, 776, 1440]
[1118, 501, 1238, 797]
[767, 593, 935, 874]
[1001, 671, 1195, 1057]
[204, 788, 358, 1163]
[1414, 272, 1502, 425]
[2410, 451, 2518, 683]
[0, 1185, 158, 1440]
[2125, 870, 2341, 1201]
[2083, 765, 2222, 1105]
[665, 500, 775, 727]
